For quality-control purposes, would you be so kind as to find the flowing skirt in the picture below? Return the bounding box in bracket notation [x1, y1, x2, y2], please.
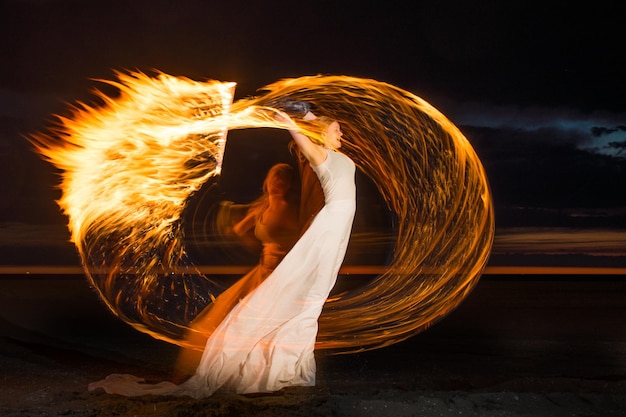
[88, 199, 355, 398]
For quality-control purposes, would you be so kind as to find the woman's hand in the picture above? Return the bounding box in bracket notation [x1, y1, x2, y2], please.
[274, 107, 326, 166]
[273, 109, 298, 131]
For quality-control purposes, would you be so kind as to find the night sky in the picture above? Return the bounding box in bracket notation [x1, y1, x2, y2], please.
[1, 0, 626, 266]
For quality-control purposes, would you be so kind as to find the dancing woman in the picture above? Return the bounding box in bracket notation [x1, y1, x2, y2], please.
[174, 163, 300, 379]
[89, 107, 356, 398]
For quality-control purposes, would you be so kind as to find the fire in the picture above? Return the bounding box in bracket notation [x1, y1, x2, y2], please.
[33, 72, 494, 353]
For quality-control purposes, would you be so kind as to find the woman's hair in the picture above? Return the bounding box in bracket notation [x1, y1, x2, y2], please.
[262, 163, 296, 196]
[250, 163, 300, 214]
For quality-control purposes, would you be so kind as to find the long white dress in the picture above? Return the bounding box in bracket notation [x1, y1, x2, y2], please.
[88, 149, 356, 398]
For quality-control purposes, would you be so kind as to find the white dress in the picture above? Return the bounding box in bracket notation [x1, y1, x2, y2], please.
[88, 149, 356, 398]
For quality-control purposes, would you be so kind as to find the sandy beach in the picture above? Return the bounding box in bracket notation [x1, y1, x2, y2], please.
[1, 274, 625, 416]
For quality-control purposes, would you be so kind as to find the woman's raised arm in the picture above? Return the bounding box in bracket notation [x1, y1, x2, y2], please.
[274, 110, 327, 166]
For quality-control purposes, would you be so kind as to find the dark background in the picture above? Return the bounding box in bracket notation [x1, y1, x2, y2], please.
[0, 3, 625, 415]
[1, 0, 625, 265]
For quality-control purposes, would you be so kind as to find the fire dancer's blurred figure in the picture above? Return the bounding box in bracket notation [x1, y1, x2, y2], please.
[174, 163, 300, 379]
[89, 106, 356, 398]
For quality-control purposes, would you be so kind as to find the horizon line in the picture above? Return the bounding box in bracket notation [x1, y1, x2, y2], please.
[1, 265, 625, 276]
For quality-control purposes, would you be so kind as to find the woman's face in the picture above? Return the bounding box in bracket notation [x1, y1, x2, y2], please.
[266, 171, 291, 196]
[324, 121, 343, 149]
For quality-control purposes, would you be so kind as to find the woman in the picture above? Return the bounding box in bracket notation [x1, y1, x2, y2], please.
[88, 107, 356, 398]
[232, 163, 300, 267]
[174, 163, 300, 379]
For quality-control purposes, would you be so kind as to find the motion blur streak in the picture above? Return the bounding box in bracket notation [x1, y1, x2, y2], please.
[32, 72, 494, 353]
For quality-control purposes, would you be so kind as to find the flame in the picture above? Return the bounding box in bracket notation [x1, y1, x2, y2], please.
[33, 72, 495, 353]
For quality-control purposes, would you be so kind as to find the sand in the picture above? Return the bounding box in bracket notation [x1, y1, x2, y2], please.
[1, 275, 625, 416]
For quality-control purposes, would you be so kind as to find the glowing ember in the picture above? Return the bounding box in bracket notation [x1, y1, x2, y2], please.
[33, 72, 494, 352]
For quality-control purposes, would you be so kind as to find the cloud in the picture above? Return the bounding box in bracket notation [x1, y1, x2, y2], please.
[437, 98, 625, 132]
[458, 123, 626, 211]
[431, 97, 626, 158]
[590, 126, 626, 156]
[590, 126, 626, 137]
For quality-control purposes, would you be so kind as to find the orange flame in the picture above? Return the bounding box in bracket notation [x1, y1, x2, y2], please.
[32, 72, 494, 353]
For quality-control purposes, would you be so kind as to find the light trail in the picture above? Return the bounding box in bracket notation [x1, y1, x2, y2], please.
[31, 72, 494, 352]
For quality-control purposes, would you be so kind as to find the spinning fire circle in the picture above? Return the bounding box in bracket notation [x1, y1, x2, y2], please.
[34, 73, 494, 352]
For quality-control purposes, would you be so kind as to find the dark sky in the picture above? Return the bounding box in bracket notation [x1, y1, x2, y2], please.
[2, 1, 624, 109]
[1, 0, 626, 246]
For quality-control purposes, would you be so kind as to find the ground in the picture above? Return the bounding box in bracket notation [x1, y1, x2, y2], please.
[0, 276, 624, 416]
